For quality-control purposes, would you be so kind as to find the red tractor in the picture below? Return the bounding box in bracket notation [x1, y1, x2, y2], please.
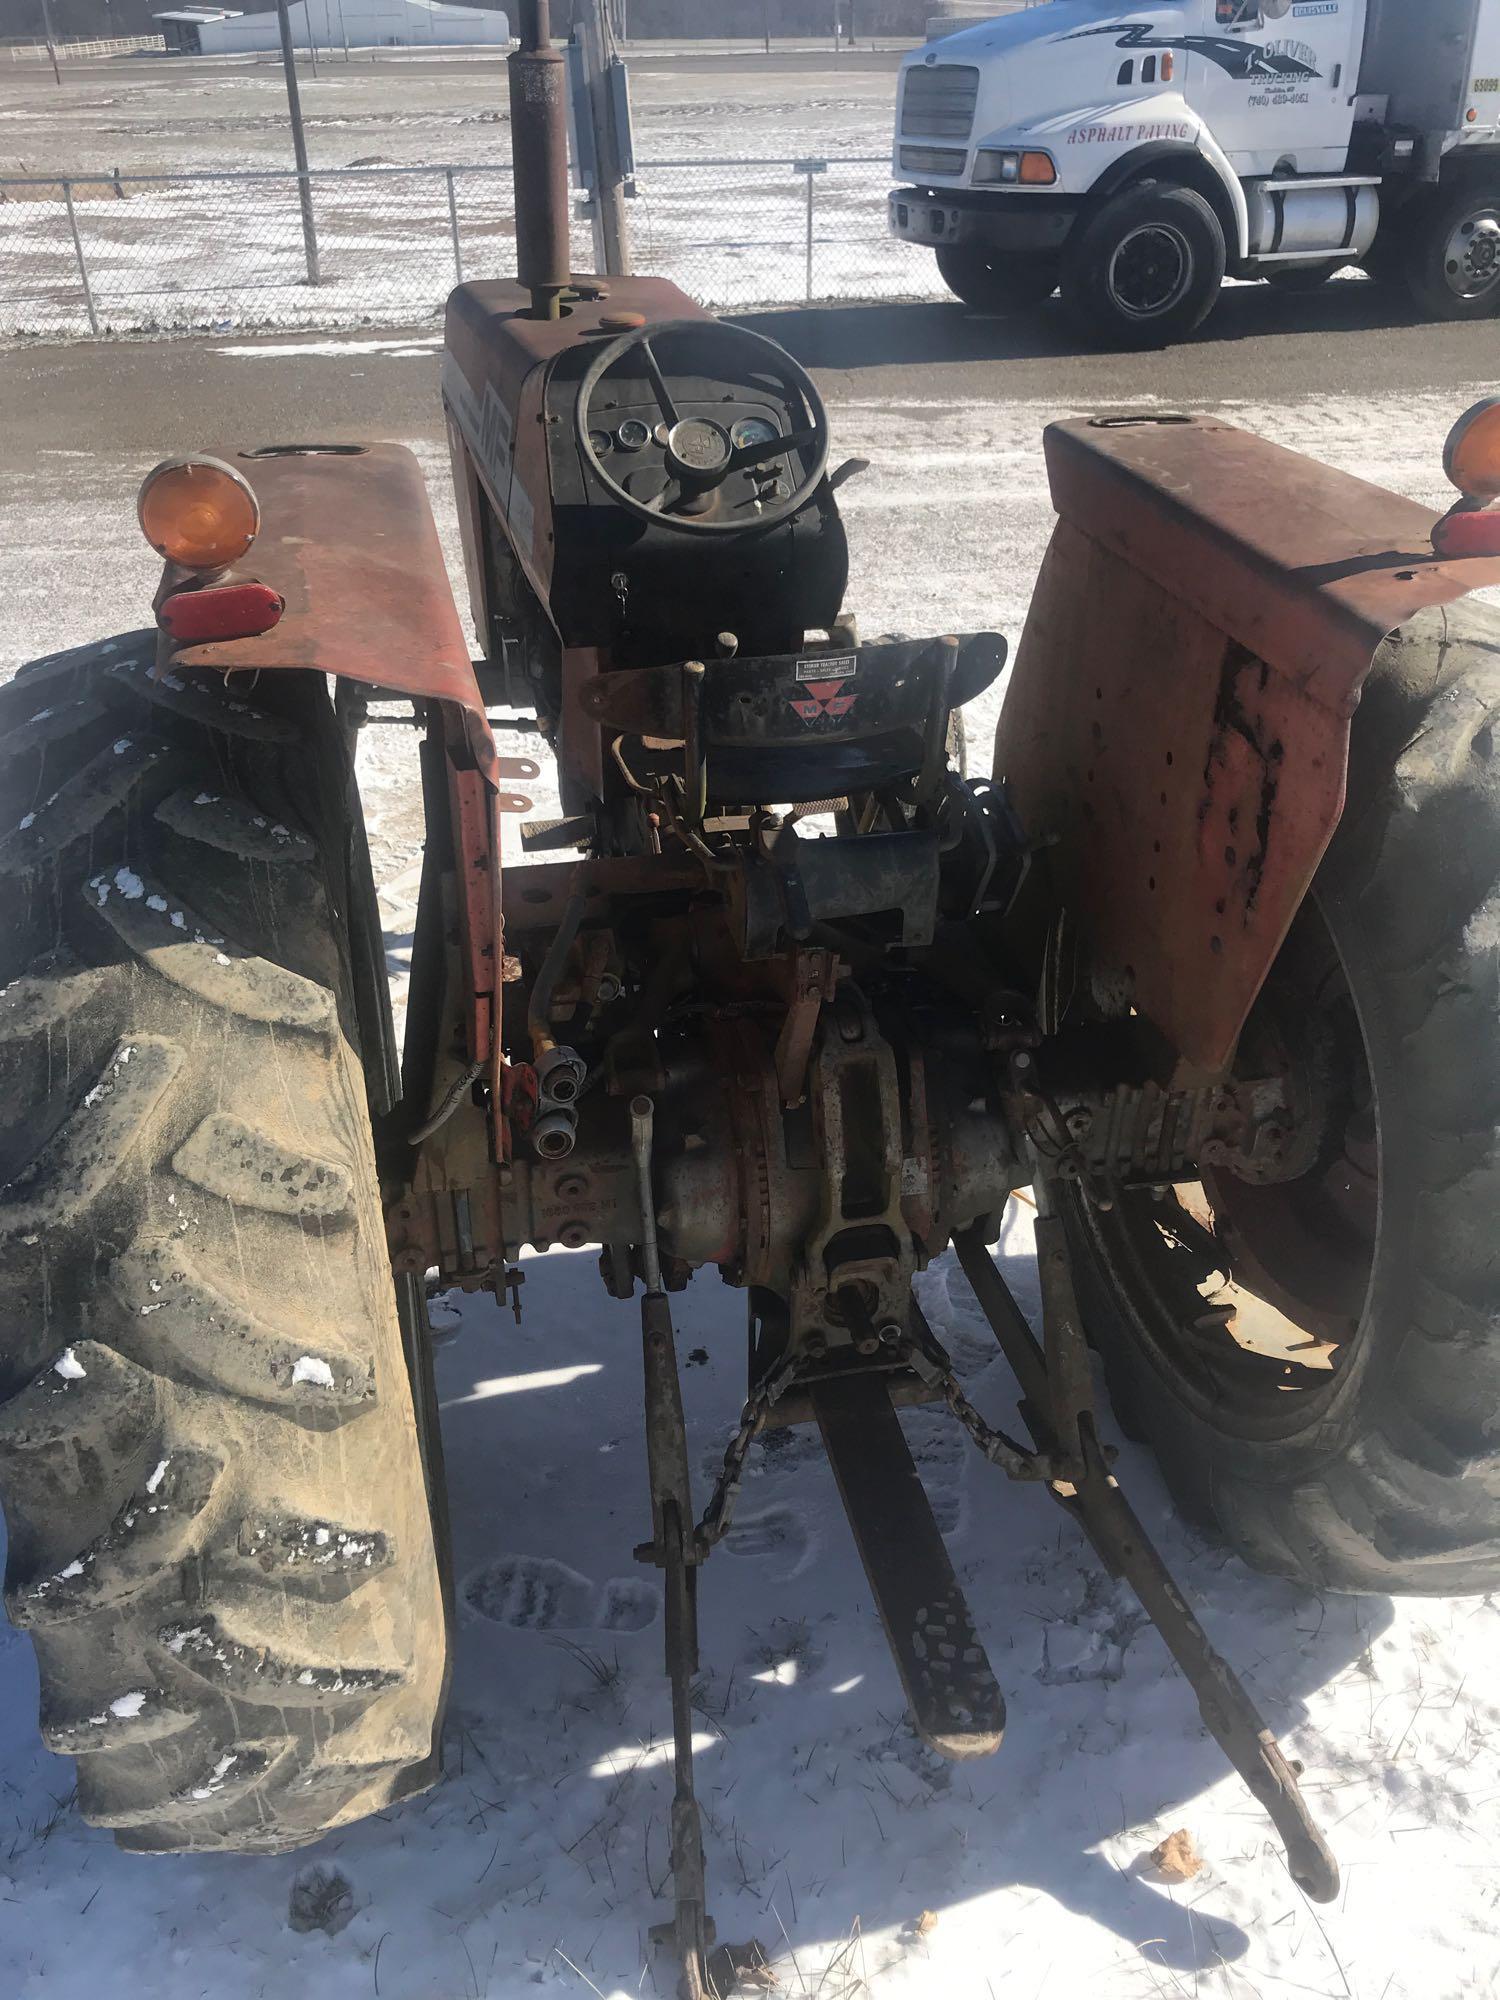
[4, 7, 1500, 1992]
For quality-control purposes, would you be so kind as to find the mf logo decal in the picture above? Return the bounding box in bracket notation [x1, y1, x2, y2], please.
[1063, 24, 1322, 82]
[790, 679, 858, 722]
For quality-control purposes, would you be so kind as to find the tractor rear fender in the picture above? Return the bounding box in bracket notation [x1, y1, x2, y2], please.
[157, 442, 537, 1094]
[994, 414, 1500, 1085]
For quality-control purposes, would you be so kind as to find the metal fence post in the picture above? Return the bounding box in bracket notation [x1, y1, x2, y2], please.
[794, 158, 827, 305]
[61, 181, 101, 337]
[446, 167, 464, 283]
[276, 0, 321, 285]
[805, 169, 814, 301]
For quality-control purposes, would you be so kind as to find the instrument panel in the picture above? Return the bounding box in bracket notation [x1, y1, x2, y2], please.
[580, 378, 801, 522]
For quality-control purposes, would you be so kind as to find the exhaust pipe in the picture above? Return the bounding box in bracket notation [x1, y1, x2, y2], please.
[509, 0, 570, 321]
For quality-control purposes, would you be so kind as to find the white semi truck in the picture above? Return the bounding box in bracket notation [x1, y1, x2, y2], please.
[888, 0, 1500, 345]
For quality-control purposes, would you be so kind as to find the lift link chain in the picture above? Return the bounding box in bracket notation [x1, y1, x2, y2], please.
[694, 1353, 801, 1552]
[697, 1313, 1051, 1558]
[898, 1321, 1049, 1483]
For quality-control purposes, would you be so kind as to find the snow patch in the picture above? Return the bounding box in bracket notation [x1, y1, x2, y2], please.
[145, 1458, 170, 1496]
[95, 866, 145, 905]
[291, 1356, 335, 1389]
[109, 1692, 147, 1720]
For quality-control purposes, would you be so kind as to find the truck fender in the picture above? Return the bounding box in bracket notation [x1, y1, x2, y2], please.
[1086, 137, 1249, 264]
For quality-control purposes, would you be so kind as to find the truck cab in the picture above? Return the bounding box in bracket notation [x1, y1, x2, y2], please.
[891, 0, 1500, 346]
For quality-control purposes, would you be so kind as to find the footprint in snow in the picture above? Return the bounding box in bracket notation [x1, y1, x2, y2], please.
[723, 1504, 817, 1579]
[462, 1553, 658, 1633]
[596, 1576, 659, 1632]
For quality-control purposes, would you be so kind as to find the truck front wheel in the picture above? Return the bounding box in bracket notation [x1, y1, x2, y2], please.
[1062, 181, 1226, 349]
[935, 242, 1058, 312]
[1403, 180, 1500, 320]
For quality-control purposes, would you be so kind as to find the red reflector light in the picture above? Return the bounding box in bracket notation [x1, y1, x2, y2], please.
[157, 581, 285, 643]
[1432, 506, 1500, 559]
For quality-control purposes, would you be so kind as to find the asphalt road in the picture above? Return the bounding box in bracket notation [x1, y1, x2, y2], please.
[1, 282, 1492, 466]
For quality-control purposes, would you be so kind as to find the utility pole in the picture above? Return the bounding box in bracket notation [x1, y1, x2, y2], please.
[275, 0, 321, 284]
[38, 0, 62, 87]
[763, 0, 771, 56]
[575, 0, 631, 277]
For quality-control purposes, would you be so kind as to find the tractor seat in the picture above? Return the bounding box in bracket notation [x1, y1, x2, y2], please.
[575, 634, 1006, 806]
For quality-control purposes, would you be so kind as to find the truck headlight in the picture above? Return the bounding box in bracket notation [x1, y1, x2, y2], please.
[973, 149, 1056, 187]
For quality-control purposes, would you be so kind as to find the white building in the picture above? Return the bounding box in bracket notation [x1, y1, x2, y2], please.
[156, 8, 241, 52]
[156, 0, 510, 54]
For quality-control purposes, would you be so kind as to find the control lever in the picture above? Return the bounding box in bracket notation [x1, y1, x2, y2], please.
[952, 1210, 1340, 1904]
[828, 456, 870, 492]
[630, 1096, 714, 1999]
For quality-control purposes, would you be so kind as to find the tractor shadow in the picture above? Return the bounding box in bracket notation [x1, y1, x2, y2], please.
[432, 1215, 1394, 1984]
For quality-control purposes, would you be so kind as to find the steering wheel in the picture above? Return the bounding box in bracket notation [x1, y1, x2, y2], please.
[574, 318, 832, 537]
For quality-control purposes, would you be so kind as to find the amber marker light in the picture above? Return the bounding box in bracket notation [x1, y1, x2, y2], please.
[1433, 399, 1500, 558]
[1443, 398, 1500, 504]
[137, 456, 261, 571]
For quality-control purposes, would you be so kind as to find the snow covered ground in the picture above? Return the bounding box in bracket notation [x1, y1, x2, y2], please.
[0, 157, 934, 340]
[2, 360, 1500, 2000]
[0, 50, 905, 180]
[0, 49, 924, 337]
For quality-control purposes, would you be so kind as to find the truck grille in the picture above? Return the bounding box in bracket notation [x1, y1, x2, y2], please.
[900, 64, 980, 142]
[899, 146, 967, 176]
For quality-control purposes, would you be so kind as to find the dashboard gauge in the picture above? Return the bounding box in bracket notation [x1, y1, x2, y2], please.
[654, 422, 670, 447]
[587, 428, 613, 456]
[616, 418, 653, 452]
[731, 416, 781, 452]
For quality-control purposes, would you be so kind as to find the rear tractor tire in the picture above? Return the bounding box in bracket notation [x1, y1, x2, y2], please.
[935, 242, 1059, 313]
[1062, 599, 1500, 1595]
[0, 636, 450, 1851]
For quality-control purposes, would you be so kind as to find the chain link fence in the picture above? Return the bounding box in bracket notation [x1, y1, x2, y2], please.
[0, 157, 942, 340]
